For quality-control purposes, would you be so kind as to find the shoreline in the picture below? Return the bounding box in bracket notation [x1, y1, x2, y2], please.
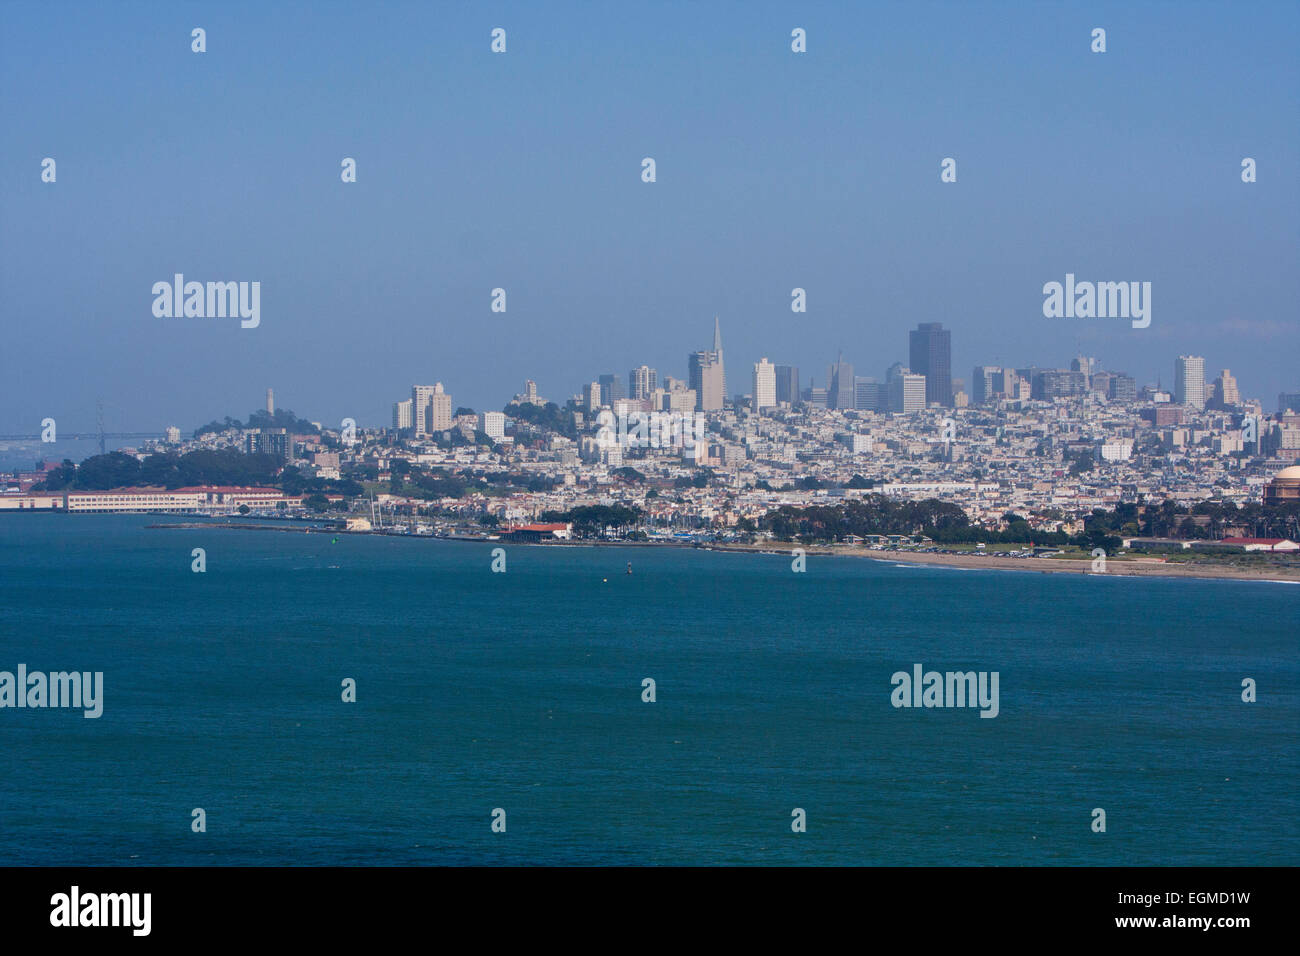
[716, 543, 1300, 583]
[142, 520, 1300, 583]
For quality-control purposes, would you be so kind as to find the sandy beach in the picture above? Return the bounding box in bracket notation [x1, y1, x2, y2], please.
[705, 541, 1300, 583]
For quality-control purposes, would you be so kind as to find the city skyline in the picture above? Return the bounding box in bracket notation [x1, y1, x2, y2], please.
[6, 310, 1292, 439]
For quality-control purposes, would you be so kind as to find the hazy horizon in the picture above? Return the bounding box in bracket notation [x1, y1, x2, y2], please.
[3, 0, 1297, 434]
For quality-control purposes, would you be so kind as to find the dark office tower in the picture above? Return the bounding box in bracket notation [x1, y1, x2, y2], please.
[1035, 369, 1088, 400]
[909, 322, 953, 407]
[598, 374, 625, 407]
[1108, 374, 1136, 403]
[972, 366, 1000, 405]
[775, 365, 800, 405]
[826, 355, 855, 409]
[854, 377, 885, 411]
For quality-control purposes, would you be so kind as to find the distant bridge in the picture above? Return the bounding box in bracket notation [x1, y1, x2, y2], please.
[0, 432, 166, 442]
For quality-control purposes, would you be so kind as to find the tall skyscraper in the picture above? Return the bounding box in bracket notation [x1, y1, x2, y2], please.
[1070, 355, 1098, 387]
[752, 358, 776, 410]
[890, 372, 927, 414]
[996, 369, 1026, 401]
[826, 355, 854, 410]
[908, 323, 953, 407]
[1108, 374, 1137, 403]
[598, 374, 626, 407]
[712, 316, 725, 398]
[1175, 356, 1206, 409]
[972, 366, 1000, 404]
[429, 383, 452, 431]
[775, 365, 800, 406]
[1209, 369, 1239, 408]
[854, 377, 885, 411]
[411, 385, 436, 436]
[689, 352, 725, 411]
[392, 399, 413, 431]
[584, 381, 602, 412]
[629, 365, 657, 400]
[688, 318, 726, 412]
[412, 383, 452, 435]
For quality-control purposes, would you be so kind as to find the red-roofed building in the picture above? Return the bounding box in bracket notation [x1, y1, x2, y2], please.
[502, 522, 572, 541]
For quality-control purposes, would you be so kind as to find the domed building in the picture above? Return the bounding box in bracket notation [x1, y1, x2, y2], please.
[1264, 465, 1300, 504]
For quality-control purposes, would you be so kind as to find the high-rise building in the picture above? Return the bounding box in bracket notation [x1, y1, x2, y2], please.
[598, 374, 625, 407]
[411, 385, 437, 436]
[995, 369, 1025, 401]
[1033, 370, 1088, 400]
[1209, 369, 1240, 408]
[1175, 356, 1206, 409]
[1280, 392, 1300, 414]
[266, 388, 274, 414]
[687, 318, 727, 412]
[826, 356, 854, 409]
[972, 366, 1000, 405]
[853, 377, 885, 411]
[802, 385, 827, 408]
[1108, 374, 1137, 403]
[752, 358, 776, 410]
[1070, 355, 1098, 386]
[712, 316, 725, 398]
[890, 373, 926, 414]
[584, 381, 602, 412]
[429, 383, 453, 432]
[478, 411, 506, 440]
[689, 353, 724, 412]
[247, 427, 291, 463]
[775, 365, 800, 406]
[629, 366, 657, 400]
[524, 380, 539, 404]
[392, 399, 413, 431]
[908, 323, 953, 407]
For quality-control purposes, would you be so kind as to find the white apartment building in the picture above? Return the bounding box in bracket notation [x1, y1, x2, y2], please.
[753, 357, 776, 410]
[479, 411, 506, 440]
[1175, 355, 1205, 409]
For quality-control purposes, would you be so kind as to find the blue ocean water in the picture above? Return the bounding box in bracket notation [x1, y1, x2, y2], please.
[0, 514, 1295, 866]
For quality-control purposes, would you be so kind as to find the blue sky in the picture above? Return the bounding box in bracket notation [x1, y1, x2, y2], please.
[2, 0, 1297, 434]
